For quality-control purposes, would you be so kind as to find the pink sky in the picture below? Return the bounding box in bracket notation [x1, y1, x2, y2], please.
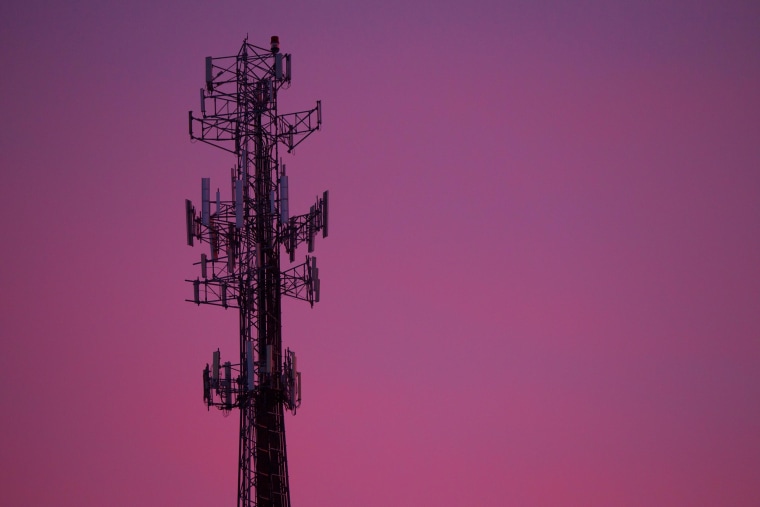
[1, 1, 759, 505]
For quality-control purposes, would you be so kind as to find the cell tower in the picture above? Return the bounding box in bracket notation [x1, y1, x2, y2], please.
[184, 36, 327, 507]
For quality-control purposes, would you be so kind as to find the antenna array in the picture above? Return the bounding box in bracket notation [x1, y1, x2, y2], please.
[184, 36, 327, 507]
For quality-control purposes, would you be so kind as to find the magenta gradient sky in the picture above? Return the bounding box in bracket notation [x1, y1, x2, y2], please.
[2, 1, 759, 506]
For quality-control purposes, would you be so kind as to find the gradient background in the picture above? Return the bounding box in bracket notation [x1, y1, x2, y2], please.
[2, 1, 759, 505]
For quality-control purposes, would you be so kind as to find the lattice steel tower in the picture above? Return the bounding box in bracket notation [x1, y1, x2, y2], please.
[184, 36, 327, 507]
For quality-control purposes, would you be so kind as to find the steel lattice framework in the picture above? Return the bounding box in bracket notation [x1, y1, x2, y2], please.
[184, 36, 327, 507]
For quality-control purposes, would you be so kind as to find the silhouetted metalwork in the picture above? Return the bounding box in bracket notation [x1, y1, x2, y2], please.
[185, 36, 327, 507]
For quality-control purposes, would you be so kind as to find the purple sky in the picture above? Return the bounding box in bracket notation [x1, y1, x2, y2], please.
[2, 1, 759, 505]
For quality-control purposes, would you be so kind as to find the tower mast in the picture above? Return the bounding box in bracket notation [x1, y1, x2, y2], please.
[184, 36, 327, 507]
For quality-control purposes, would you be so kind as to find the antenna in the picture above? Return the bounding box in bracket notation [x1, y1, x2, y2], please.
[205, 57, 213, 91]
[322, 190, 329, 238]
[246, 341, 254, 390]
[290, 350, 298, 409]
[265, 344, 273, 374]
[212, 349, 220, 383]
[203, 364, 211, 406]
[185, 199, 195, 246]
[311, 256, 320, 303]
[308, 204, 315, 252]
[235, 180, 244, 228]
[184, 36, 328, 507]
[280, 172, 289, 224]
[275, 53, 283, 80]
[201, 178, 210, 226]
[227, 226, 236, 272]
[223, 361, 232, 409]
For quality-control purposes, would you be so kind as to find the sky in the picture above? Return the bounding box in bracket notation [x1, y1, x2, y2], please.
[1, 1, 759, 505]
